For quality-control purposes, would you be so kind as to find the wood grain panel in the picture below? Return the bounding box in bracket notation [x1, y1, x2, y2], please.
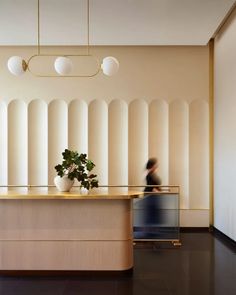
[0, 199, 132, 240]
[0, 197, 133, 271]
[0, 241, 133, 271]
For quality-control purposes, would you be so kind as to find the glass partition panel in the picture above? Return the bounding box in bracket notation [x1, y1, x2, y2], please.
[133, 186, 180, 243]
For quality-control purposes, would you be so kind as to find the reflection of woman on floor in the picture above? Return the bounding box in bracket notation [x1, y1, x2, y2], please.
[144, 158, 162, 236]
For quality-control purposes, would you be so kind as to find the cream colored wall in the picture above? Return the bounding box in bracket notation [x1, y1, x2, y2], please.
[0, 46, 208, 103]
[214, 9, 236, 241]
[0, 45, 209, 225]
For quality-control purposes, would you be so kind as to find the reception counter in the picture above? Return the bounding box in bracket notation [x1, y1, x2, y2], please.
[0, 188, 143, 272]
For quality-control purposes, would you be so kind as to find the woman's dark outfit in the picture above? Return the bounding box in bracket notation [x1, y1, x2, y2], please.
[144, 172, 161, 192]
[144, 172, 162, 229]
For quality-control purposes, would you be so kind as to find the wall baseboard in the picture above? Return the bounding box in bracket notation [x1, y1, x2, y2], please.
[0, 269, 133, 277]
[212, 227, 236, 252]
[180, 227, 209, 233]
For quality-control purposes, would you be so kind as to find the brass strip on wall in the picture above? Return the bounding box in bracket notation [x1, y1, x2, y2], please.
[209, 39, 214, 227]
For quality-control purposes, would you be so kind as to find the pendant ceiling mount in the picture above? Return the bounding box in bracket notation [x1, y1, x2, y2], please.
[7, 0, 119, 78]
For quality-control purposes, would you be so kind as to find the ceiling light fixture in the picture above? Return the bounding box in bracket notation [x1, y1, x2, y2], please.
[7, 0, 119, 77]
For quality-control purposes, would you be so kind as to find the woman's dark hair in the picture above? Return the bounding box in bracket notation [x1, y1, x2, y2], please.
[146, 158, 158, 170]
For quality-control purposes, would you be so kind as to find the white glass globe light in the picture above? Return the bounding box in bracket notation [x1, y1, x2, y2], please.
[101, 56, 119, 76]
[7, 56, 27, 76]
[54, 56, 73, 75]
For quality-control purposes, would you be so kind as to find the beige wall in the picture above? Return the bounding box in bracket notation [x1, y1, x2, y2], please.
[0, 45, 209, 225]
[0, 46, 208, 103]
[214, 9, 236, 241]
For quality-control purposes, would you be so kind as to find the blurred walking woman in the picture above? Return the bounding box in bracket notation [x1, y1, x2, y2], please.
[144, 158, 161, 192]
[144, 158, 162, 235]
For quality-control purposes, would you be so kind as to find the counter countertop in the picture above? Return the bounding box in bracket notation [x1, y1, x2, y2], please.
[0, 188, 143, 200]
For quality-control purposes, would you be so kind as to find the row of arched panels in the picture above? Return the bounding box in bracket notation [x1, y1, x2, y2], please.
[0, 98, 209, 209]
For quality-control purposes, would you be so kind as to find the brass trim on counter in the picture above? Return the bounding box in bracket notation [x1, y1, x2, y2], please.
[0, 239, 133, 242]
[0, 185, 180, 188]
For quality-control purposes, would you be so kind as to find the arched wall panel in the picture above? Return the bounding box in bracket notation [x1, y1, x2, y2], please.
[88, 100, 108, 185]
[0, 102, 7, 185]
[48, 100, 68, 185]
[28, 99, 48, 185]
[149, 99, 169, 185]
[1, 97, 210, 220]
[189, 100, 209, 209]
[129, 99, 148, 186]
[169, 100, 189, 208]
[109, 99, 128, 185]
[8, 100, 28, 185]
[68, 99, 88, 154]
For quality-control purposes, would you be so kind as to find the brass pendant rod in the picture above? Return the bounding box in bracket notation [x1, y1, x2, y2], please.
[87, 0, 90, 55]
[37, 0, 41, 55]
[25, 0, 103, 77]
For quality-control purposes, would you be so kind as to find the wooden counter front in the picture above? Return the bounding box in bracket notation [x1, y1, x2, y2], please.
[0, 188, 143, 272]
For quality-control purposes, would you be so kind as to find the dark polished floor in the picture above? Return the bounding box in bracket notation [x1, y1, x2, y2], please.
[0, 232, 235, 295]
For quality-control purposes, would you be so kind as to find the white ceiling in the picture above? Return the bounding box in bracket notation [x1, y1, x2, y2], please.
[0, 0, 235, 46]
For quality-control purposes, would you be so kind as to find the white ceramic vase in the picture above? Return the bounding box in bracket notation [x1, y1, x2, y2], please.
[54, 175, 74, 192]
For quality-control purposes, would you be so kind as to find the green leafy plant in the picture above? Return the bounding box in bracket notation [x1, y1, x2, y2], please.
[55, 149, 99, 190]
